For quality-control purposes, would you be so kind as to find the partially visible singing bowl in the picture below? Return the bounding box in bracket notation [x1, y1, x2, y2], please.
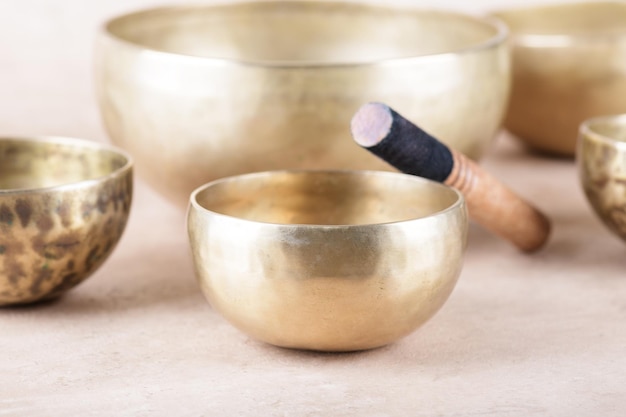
[97, 1, 510, 207]
[0, 137, 133, 306]
[578, 115, 626, 242]
[187, 170, 468, 351]
[493, 2, 626, 157]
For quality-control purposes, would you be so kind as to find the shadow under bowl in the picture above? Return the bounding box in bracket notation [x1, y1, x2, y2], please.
[187, 170, 468, 351]
[494, 1, 626, 157]
[0, 137, 133, 306]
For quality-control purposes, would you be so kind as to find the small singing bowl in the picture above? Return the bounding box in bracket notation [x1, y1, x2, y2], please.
[578, 115, 626, 242]
[97, 1, 510, 207]
[0, 137, 133, 306]
[187, 170, 468, 351]
[493, 2, 626, 157]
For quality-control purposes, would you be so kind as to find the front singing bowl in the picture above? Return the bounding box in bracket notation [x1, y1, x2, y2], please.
[0, 137, 132, 306]
[187, 170, 468, 351]
[97, 1, 509, 207]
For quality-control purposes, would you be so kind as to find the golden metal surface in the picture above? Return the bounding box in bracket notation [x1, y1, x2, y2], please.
[578, 115, 626, 243]
[187, 170, 468, 351]
[494, 2, 626, 156]
[0, 137, 133, 306]
[97, 1, 510, 207]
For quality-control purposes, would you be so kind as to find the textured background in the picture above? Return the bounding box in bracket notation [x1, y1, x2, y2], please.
[2, 1, 625, 416]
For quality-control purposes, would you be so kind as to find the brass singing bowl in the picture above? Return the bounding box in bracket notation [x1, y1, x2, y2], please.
[0, 137, 133, 306]
[493, 2, 626, 157]
[187, 170, 468, 351]
[97, 1, 510, 207]
[578, 115, 626, 242]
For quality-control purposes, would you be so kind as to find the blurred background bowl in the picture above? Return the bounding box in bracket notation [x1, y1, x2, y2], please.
[96, 1, 510, 207]
[494, 1, 626, 157]
[187, 170, 468, 351]
[0, 137, 132, 306]
[578, 114, 626, 243]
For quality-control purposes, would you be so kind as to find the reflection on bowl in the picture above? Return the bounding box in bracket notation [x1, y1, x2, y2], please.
[0, 137, 133, 306]
[578, 115, 626, 242]
[187, 170, 467, 351]
[97, 1, 509, 207]
[494, 1, 626, 156]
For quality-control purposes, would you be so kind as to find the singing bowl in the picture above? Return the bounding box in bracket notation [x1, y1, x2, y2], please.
[97, 1, 510, 207]
[0, 137, 133, 306]
[578, 115, 626, 242]
[493, 2, 626, 157]
[187, 170, 468, 351]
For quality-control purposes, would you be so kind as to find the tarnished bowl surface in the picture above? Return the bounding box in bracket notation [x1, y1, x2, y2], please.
[0, 137, 132, 305]
[578, 115, 626, 242]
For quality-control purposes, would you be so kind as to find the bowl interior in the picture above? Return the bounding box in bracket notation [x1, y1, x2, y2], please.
[194, 170, 461, 226]
[495, 2, 626, 37]
[106, 2, 500, 64]
[583, 116, 626, 145]
[0, 138, 129, 191]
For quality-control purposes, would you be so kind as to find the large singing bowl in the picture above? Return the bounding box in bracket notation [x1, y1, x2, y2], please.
[96, 1, 510, 207]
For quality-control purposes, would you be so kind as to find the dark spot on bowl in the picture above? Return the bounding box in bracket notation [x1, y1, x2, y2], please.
[102, 238, 113, 254]
[600, 146, 617, 165]
[85, 245, 101, 271]
[112, 216, 128, 235]
[15, 199, 32, 228]
[55, 272, 79, 292]
[52, 234, 80, 250]
[81, 201, 94, 219]
[0, 205, 14, 226]
[36, 215, 54, 232]
[592, 175, 609, 189]
[609, 205, 626, 232]
[97, 193, 109, 213]
[63, 272, 78, 281]
[0, 249, 26, 285]
[29, 265, 53, 295]
[56, 200, 72, 227]
[1, 247, 27, 285]
[0, 241, 25, 256]
[32, 232, 81, 260]
[7, 261, 26, 285]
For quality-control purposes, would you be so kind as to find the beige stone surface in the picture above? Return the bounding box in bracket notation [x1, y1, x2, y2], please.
[2, 1, 626, 416]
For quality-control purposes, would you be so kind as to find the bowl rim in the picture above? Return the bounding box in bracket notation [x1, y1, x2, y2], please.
[579, 114, 626, 152]
[492, 1, 626, 48]
[0, 136, 133, 195]
[188, 169, 466, 229]
[100, 0, 508, 68]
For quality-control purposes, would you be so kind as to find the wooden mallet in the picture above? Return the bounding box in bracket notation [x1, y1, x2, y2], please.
[350, 102, 551, 253]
